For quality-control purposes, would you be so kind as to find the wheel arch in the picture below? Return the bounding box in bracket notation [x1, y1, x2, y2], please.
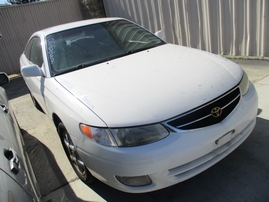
[52, 112, 85, 142]
[52, 113, 62, 133]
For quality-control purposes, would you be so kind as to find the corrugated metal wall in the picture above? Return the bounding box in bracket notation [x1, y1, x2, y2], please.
[0, 0, 83, 75]
[2, 0, 267, 75]
[103, 0, 269, 58]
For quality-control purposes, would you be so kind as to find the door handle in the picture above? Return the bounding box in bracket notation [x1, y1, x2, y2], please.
[4, 148, 20, 174]
[1, 104, 8, 113]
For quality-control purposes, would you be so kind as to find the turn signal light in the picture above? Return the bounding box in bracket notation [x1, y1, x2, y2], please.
[80, 124, 93, 139]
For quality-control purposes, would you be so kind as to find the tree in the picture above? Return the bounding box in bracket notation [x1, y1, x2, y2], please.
[7, 0, 39, 4]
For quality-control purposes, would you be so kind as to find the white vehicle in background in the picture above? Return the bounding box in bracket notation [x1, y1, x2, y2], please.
[20, 18, 258, 193]
[0, 72, 42, 201]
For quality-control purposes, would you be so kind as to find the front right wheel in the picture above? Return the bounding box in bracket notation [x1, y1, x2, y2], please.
[58, 123, 93, 183]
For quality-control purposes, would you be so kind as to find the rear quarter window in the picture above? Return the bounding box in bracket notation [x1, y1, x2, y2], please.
[24, 39, 34, 60]
[24, 37, 43, 67]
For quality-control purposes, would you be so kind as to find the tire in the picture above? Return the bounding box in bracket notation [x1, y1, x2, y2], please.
[58, 123, 93, 183]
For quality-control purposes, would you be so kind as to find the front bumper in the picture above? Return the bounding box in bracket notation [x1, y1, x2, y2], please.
[77, 82, 258, 193]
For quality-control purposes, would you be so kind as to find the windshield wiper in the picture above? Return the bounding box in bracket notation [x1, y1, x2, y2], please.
[126, 47, 149, 55]
[53, 62, 97, 76]
[126, 43, 163, 55]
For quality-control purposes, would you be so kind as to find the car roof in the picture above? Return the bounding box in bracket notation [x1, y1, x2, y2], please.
[34, 17, 123, 37]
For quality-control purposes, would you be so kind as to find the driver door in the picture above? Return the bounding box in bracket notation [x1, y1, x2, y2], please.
[20, 37, 48, 114]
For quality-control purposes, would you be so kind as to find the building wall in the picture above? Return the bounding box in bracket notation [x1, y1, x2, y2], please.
[0, 0, 83, 75]
[103, 0, 269, 58]
[2, 0, 268, 75]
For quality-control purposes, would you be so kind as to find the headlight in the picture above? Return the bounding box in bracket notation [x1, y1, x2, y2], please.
[80, 124, 169, 147]
[239, 70, 250, 96]
[111, 124, 169, 147]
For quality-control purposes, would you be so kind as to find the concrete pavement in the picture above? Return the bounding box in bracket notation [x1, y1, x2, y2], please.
[4, 59, 269, 202]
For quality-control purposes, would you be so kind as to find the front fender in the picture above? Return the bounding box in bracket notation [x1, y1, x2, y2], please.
[44, 78, 106, 142]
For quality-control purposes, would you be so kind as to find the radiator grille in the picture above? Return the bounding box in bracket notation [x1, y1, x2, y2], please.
[167, 87, 241, 130]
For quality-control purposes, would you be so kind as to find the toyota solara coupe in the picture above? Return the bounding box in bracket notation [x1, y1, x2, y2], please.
[20, 18, 258, 193]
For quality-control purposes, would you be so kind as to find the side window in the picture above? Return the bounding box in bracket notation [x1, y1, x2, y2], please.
[30, 38, 43, 67]
[24, 39, 34, 60]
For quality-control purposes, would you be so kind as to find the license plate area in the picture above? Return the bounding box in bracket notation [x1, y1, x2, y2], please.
[215, 129, 235, 147]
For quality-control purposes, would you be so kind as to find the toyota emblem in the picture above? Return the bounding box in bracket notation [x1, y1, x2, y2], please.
[211, 107, 222, 118]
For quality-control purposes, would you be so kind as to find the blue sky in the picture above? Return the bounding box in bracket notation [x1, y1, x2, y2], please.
[0, 0, 9, 4]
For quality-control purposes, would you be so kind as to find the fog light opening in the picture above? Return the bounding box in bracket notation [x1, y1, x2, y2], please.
[116, 175, 152, 187]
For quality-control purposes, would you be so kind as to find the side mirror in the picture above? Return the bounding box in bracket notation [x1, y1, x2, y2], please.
[21, 65, 44, 77]
[155, 30, 165, 41]
[0, 72, 9, 86]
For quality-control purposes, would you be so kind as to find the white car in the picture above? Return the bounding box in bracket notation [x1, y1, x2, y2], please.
[20, 18, 258, 193]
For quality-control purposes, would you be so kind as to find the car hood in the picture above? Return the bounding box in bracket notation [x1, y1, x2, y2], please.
[55, 44, 243, 127]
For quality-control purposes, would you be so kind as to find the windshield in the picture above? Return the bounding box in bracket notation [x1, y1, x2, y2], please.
[46, 19, 165, 76]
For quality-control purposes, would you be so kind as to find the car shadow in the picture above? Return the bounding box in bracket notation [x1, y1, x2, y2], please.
[4, 77, 29, 100]
[85, 115, 269, 202]
[21, 129, 85, 202]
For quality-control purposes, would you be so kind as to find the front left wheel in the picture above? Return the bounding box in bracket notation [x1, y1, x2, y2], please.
[58, 123, 93, 183]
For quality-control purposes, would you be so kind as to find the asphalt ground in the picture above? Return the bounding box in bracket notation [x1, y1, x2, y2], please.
[4, 59, 269, 202]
